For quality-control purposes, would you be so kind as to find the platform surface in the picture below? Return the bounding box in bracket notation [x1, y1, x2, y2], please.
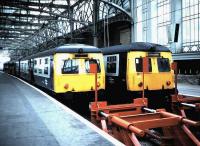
[0, 72, 119, 146]
[178, 83, 200, 97]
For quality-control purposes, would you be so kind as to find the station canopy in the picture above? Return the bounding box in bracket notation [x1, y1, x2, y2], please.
[0, 0, 130, 58]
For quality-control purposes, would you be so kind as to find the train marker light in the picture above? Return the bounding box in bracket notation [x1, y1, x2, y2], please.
[166, 81, 171, 86]
[138, 82, 143, 87]
[78, 48, 83, 53]
[97, 82, 100, 87]
[64, 84, 69, 89]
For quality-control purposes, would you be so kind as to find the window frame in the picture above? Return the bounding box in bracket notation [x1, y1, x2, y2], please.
[85, 59, 101, 73]
[44, 67, 49, 75]
[62, 59, 79, 74]
[33, 56, 51, 78]
[157, 57, 170, 72]
[135, 57, 152, 72]
[104, 54, 119, 76]
[45, 58, 48, 64]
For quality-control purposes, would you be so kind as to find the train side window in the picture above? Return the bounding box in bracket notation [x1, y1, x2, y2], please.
[62, 59, 79, 74]
[34, 60, 37, 65]
[85, 59, 101, 73]
[135, 58, 152, 72]
[44, 67, 48, 75]
[107, 62, 116, 73]
[34, 69, 37, 73]
[157, 58, 170, 72]
[39, 59, 42, 65]
[105, 54, 119, 76]
[45, 58, 48, 64]
[107, 56, 116, 73]
[38, 69, 42, 74]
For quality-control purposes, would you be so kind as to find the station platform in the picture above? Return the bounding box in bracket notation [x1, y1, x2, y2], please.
[178, 83, 200, 97]
[0, 72, 123, 146]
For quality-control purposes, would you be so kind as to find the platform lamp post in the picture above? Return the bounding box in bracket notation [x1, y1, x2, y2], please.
[93, 0, 99, 47]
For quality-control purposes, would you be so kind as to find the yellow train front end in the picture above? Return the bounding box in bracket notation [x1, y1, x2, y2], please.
[127, 51, 175, 92]
[53, 53, 105, 94]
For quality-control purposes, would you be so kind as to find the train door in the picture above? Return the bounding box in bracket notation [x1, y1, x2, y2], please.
[29, 59, 34, 82]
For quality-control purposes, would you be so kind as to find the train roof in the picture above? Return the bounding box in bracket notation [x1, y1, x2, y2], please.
[22, 44, 101, 60]
[4, 60, 17, 64]
[101, 42, 171, 54]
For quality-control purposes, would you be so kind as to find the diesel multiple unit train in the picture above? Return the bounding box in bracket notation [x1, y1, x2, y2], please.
[4, 44, 105, 101]
[101, 43, 175, 107]
[4, 43, 175, 107]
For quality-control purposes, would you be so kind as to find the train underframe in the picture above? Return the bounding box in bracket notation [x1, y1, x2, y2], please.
[105, 88, 176, 110]
[56, 89, 106, 116]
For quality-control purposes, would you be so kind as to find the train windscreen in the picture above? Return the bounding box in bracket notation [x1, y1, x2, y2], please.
[135, 58, 152, 72]
[85, 59, 101, 73]
[62, 59, 79, 74]
[157, 58, 170, 72]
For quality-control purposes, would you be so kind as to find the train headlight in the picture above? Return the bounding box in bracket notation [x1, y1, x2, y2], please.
[64, 84, 69, 89]
[166, 81, 171, 86]
[138, 82, 143, 87]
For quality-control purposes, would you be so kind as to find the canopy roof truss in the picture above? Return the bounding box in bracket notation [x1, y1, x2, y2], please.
[0, 0, 131, 59]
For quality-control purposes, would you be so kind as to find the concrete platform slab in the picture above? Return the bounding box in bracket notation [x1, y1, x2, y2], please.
[178, 83, 200, 97]
[0, 72, 123, 146]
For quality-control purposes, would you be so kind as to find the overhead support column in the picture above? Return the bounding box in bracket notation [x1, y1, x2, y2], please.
[171, 0, 182, 53]
[130, 0, 135, 43]
[69, 8, 74, 42]
[67, 0, 74, 43]
[93, 0, 99, 47]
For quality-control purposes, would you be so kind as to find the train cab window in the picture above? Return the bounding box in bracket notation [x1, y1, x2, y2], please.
[107, 62, 116, 73]
[135, 58, 152, 72]
[106, 55, 118, 75]
[62, 59, 79, 74]
[44, 67, 48, 75]
[157, 58, 170, 72]
[85, 59, 101, 73]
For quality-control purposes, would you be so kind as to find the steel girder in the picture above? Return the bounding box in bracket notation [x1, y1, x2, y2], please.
[0, 0, 131, 58]
[18, 0, 131, 52]
[0, 27, 38, 32]
[0, 17, 43, 26]
[0, 12, 57, 20]
[2, 0, 68, 9]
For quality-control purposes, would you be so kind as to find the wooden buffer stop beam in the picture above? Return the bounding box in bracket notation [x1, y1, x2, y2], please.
[90, 98, 200, 146]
